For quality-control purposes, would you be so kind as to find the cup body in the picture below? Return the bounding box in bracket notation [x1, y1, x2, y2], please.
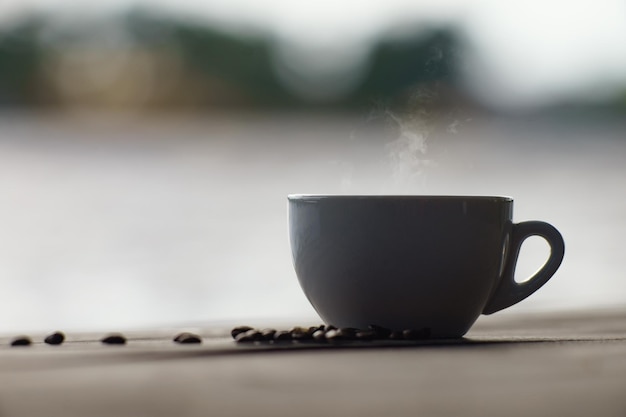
[288, 195, 514, 338]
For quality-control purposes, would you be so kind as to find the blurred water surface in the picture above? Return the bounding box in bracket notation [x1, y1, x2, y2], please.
[0, 112, 624, 332]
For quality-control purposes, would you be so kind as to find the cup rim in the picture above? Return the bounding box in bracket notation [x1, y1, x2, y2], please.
[288, 194, 513, 202]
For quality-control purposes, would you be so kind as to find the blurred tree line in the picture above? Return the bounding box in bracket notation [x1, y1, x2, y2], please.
[0, 11, 468, 111]
[0, 11, 624, 113]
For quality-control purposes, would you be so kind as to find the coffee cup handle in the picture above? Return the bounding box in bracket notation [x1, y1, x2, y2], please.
[482, 221, 565, 315]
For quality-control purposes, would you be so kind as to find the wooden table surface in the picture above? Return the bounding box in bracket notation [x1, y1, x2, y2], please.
[1, 309, 625, 417]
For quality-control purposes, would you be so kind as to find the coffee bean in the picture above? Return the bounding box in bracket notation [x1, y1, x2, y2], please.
[231, 324, 432, 344]
[101, 334, 126, 345]
[355, 330, 377, 341]
[289, 326, 310, 334]
[260, 328, 277, 341]
[273, 331, 292, 342]
[290, 328, 313, 341]
[44, 331, 65, 345]
[174, 332, 202, 344]
[312, 329, 327, 342]
[324, 329, 343, 341]
[402, 328, 430, 340]
[10, 336, 31, 347]
[368, 324, 391, 338]
[402, 329, 418, 340]
[338, 328, 359, 340]
[173, 332, 187, 342]
[231, 326, 254, 339]
[308, 325, 325, 334]
[234, 332, 252, 343]
[235, 329, 263, 343]
[388, 330, 404, 340]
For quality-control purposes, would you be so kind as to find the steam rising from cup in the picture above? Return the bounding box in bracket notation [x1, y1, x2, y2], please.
[384, 110, 433, 192]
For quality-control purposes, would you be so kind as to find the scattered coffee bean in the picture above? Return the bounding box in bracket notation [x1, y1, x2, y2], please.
[355, 330, 377, 341]
[368, 324, 392, 338]
[231, 326, 254, 339]
[10, 336, 32, 347]
[322, 327, 358, 341]
[388, 330, 404, 340]
[260, 328, 277, 341]
[402, 328, 431, 340]
[44, 331, 65, 345]
[309, 325, 325, 333]
[312, 329, 327, 341]
[289, 326, 310, 334]
[324, 329, 343, 342]
[338, 328, 359, 339]
[235, 329, 264, 343]
[101, 334, 126, 345]
[231, 324, 432, 344]
[174, 332, 202, 344]
[273, 330, 292, 342]
[290, 327, 313, 341]
[402, 329, 418, 340]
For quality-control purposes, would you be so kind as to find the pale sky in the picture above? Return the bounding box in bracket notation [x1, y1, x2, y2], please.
[2, 0, 626, 108]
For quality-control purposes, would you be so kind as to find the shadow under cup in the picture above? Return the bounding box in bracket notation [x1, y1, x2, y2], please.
[288, 195, 565, 338]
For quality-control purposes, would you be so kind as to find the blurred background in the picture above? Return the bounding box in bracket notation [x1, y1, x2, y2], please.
[0, 0, 625, 332]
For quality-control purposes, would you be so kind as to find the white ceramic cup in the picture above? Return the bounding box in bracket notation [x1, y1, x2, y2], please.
[288, 195, 565, 338]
